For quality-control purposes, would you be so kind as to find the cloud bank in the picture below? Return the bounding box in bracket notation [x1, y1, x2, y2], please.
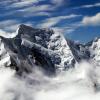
[82, 13, 100, 26]
[0, 61, 100, 100]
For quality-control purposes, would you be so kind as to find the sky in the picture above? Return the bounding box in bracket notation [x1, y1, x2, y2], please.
[0, 0, 100, 43]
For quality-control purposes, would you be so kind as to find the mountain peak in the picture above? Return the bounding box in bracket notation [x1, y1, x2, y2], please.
[0, 25, 76, 75]
[0, 24, 99, 76]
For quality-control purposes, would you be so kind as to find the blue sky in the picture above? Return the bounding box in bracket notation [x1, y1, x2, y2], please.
[0, 0, 100, 43]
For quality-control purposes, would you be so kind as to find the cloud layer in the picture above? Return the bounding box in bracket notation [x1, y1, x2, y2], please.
[0, 61, 100, 100]
[82, 13, 100, 26]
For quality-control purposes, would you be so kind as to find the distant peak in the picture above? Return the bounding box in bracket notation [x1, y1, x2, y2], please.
[18, 24, 32, 29]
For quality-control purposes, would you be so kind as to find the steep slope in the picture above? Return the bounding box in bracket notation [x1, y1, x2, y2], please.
[0, 24, 76, 75]
[86, 38, 100, 67]
[1, 24, 99, 76]
[67, 39, 90, 62]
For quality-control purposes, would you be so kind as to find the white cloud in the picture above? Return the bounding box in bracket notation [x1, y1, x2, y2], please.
[0, 61, 100, 100]
[0, 0, 44, 7]
[82, 13, 100, 26]
[61, 22, 82, 34]
[19, 4, 53, 13]
[33, 12, 51, 16]
[74, 2, 100, 9]
[0, 29, 18, 38]
[2, 4, 52, 18]
[9, 0, 43, 8]
[0, 19, 22, 38]
[0, 20, 20, 32]
[0, 0, 51, 19]
[0, 6, 51, 19]
[0, 20, 33, 33]
[38, 14, 82, 28]
[0, 20, 19, 27]
[51, 0, 64, 6]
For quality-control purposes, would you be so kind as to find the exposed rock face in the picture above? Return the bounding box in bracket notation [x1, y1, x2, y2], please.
[0, 24, 99, 75]
[0, 24, 76, 75]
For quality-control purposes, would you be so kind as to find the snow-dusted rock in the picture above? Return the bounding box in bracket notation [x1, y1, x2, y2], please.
[18, 24, 76, 72]
[0, 24, 99, 76]
[0, 24, 76, 75]
[87, 38, 100, 67]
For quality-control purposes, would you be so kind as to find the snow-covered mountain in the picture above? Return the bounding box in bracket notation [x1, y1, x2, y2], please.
[1, 24, 100, 100]
[0, 24, 99, 76]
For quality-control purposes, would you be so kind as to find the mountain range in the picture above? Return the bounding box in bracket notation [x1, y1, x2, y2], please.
[0, 24, 99, 76]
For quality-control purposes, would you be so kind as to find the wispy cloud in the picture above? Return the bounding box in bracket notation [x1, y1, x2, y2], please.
[1, 0, 99, 36]
[8, 0, 43, 8]
[74, 2, 100, 9]
[0, 19, 33, 32]
[18, 4, 53, 14]
[0, 0, 53, 32]
[63, 22, 82, 34]
[37, 14, 82, 28]
[0, 0, 44, 7]
[52, 26, 74, 34]
[0, 1, 53, 18]
[82, 13, 100, 26]
[0, 0, 68, 32]
[0, 29, 17, 38]
[0, 20, 20, 32]
[51, 0, 64, 7]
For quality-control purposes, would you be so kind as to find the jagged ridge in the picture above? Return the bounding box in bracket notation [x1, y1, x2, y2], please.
[0, 24, 99, 76]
